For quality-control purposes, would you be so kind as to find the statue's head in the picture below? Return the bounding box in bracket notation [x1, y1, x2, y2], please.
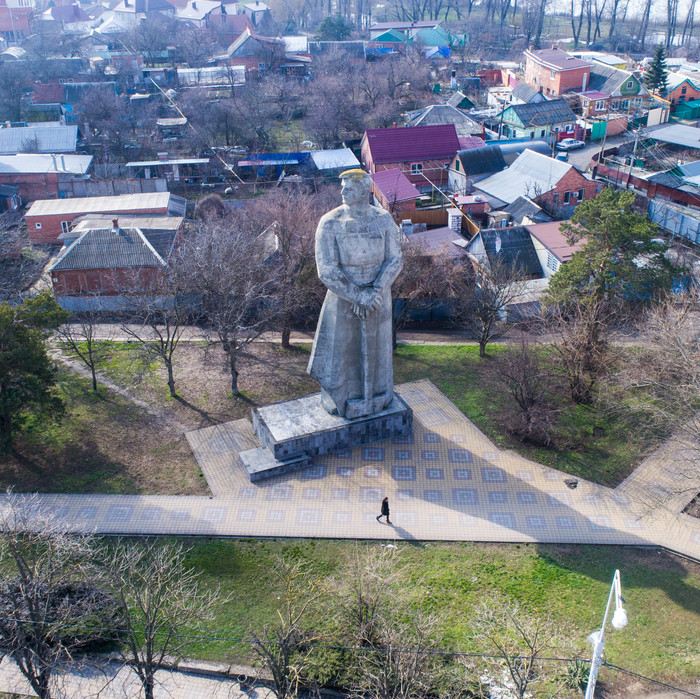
[340, 169, 371, 206]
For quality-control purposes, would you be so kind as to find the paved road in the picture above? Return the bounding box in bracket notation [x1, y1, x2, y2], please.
[566, 132, 634, 172]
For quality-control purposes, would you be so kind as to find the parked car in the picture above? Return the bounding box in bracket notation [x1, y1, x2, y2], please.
[555, 138, 585, 151]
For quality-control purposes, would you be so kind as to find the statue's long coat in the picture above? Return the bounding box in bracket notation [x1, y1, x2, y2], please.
[307, 203, 402, 417]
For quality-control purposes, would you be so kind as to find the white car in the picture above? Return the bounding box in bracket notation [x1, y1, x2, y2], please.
[555, 138, 586, 151]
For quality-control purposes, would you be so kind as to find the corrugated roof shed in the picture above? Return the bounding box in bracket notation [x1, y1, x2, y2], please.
[49, 226, 172, 271]
[26, 192, 175, 217]
[469, 227, 543, 278]
[371, 168, 421, 202]
[0, 125, 78, 154]
[310, 148, 360, 170]
[363, 124, 460, 164]
[456, 145, 506, 176]
[0, 154, 92, 174]
[506, 99, 576, 126]
[511, 82, 546, 103]
[476, 149, 573, 204]
[647, 123, 700, 149]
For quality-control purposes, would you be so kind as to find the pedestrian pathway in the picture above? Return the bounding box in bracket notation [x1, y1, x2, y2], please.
[0, 657, 275, 698]
[5, 380, 698, 561]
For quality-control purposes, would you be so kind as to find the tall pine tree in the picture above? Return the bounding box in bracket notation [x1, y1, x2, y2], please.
[645, 44, 669, 93]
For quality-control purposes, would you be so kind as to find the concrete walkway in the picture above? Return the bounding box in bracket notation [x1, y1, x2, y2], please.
[4, 380, 697, 561]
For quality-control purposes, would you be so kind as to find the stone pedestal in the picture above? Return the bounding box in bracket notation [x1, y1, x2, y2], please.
[239, 392, 413, 482]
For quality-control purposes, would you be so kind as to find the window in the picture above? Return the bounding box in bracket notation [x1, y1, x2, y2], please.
[577, 188, 584, 200]
[622, 100, 629, 110]
[682, 85, 687, 94]
[595, 100, 605, 111]
[410, 162, 423, 176]
[550, 70, 556, 79]
[35, 222, 42, 230]
[563, 191, 571, 204]
[61, 221, 71, 234]
[552, 192, 559, 203]
[540, 130, 545, 137]
[633, 97, 642, 107]
[455, 160, 460, 171]
[611, 100, 620, 109]
[530, 131, 535, 139]
[547, 252, 559, 271]
[626, 80, 634, 89]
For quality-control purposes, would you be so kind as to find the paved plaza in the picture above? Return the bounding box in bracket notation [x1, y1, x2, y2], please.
[4, 379, 697, 561]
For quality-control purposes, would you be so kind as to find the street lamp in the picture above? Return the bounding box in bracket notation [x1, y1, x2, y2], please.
[584, 569, 628, 699]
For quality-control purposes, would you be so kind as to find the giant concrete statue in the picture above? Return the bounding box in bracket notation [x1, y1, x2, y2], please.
[308, 169, 402, 420]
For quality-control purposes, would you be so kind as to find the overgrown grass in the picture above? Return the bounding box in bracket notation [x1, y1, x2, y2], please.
[174, 538, 700, 688]
[394, 345, 659, 486]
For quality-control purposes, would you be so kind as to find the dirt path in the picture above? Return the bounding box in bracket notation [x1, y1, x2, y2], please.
[51, 349, 192, 434]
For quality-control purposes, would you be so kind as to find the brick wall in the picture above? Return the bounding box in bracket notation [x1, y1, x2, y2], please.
[52, 266, 164, 296]
[536, 167, 599, 209]
[0, 173, 59, 202]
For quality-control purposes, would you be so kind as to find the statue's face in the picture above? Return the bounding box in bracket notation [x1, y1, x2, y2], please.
[341, 177, 369, 206]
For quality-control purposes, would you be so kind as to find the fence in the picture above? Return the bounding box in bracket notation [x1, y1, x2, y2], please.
[649, 199, 700, 244]
[405, 208, 448, 227]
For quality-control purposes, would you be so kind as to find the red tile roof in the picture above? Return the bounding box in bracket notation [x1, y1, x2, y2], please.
[363, 124, 460, 164]
[371, 168, 421, 203]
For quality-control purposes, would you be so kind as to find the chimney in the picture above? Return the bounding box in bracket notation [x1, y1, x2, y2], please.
[192, 1, 196, 7]
[112, 218, 119, 229]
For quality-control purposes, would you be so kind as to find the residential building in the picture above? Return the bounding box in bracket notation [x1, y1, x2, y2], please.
[243, 1, 271, 29]
[495, 99, 578, 141]
[360, 124, 461, 191]
[663, 72, 700, 108]
[475, 149, 599, 213]
[585, 64, 650, 116]
[0, 125, 78, 154]
[526, 220, 584, 277]
[370, 169, 421, 214]
[25, 192, 186, 244]
[49, 217, 183, 310]
[0, 154, 93, 201]
[0, 0, 31, 41]
[404, 104, 483, 138]
[448, 145, 507, 194]
[465, 226, 544, 278]
[501, 196, 554, 226]
[368, 20, 442, 41]
[173, 0, 223, 26]
[523, 47, 591, 96]
[225, 28, 285, 74]
[112, 0, 174, 28]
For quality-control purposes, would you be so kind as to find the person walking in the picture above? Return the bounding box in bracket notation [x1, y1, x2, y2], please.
[376, 496, 391, 524]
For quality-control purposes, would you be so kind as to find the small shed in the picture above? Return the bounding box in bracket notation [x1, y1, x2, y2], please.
[673, 98, 700, 120]
[371, 168, 421, 213]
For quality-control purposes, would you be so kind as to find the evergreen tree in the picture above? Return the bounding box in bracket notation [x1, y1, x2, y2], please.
[316, 14, 353, 41]
[645, 44, 669, 93]
[548, 188, 680, 309]
[0, 292, 69, 453]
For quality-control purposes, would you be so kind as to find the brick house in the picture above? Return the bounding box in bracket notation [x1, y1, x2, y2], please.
[360, 124, 461, 192]
[524, 47, 591, 96]
[663, 72, 700, 108]
[475, 149, 600, 215]
[25, 192, 186, 245]
[49, 217, 183, 310]
[370, 168, 421, 214]
[0, 154, 93, 202]
[583, 64, 651, 117]
[225, 27, 285, 75]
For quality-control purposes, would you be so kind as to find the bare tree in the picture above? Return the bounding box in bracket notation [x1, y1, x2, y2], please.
[0, 213, 46, 303]
[332, 545, 403, 648]
[57, 306, 113, 393]
[459, 256, 529, 359]
[392, 239, 462, 352]
[105, 539, 223, 699]
[120, 266, 189, 399]
[472, 595, 562, 699]
[246, 187, 333, 348]
[181, 221, 279, 395]
[250, 554, 327, 699]
[548, 299, 615, 405]
[490, 336, 557, 446]
[0, 493, 118, 699]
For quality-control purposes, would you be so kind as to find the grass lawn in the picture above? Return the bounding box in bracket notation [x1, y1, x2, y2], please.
[0, 367, 206, 495]
[31, 341, 661, 495]
[176, 538, 700, 691]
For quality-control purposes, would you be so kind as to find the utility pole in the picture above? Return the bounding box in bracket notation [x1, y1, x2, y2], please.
[626, 128, 641, 190]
